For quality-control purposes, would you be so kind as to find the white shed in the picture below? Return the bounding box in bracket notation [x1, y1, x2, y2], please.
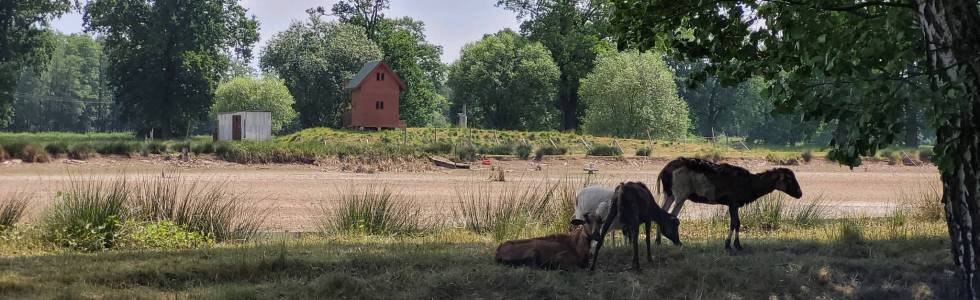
[216, 111, 272, 141]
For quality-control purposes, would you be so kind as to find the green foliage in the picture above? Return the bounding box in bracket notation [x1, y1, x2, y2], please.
[742, 194, 785, 231]
[635, 147, 652, 157]
[580, 51, 690, 139]
[85, 0, 259, 137]
[453, 181, 559, 241]
[42, 179, 127, 251]
[68, 143, 95, 160]
[115, 220, 212, 250]
[515, 143, 532, 160]
[455, 143, 479, 162]
[676, 62, 767, 138]
[8, 33, 114, 132]
[498, 0, 612, 129]
[587, 144, 622, 156]
[534, 145, 568, 160]
[448, 30, 560, 130]
[371, 17, 447, 127]
[0, 0, 74, 127]
[801, 149, 814, 163]
[321, 184, 427, 236]
[95, 141, 137, 156]
[2, 142, 26, 158]
[212, 76, 298, 132]
[143, 141, 167, 154]
[918, 147, 935, 163]
[44, 142, 67, 157]
[192, 142, 216, 155]
[261, 17, 382, 128]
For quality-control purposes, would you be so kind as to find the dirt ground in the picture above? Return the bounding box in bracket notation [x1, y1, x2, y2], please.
[0, 156, 940, 232]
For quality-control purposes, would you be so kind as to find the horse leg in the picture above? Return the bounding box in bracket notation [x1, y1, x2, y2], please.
[645, 220, 653, 262]
[725, 204, 736, 251]
[590, 209, 618, 271]
[630, 224, 641, 272]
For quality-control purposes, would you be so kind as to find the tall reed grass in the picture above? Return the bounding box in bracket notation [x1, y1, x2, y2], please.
[42, 177, 129, 251]
[319, 184, 427, 236]
[0, 192, 30, 230]
[453, 179, 561, 241]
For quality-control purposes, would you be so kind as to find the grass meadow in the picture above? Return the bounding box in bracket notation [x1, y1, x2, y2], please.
[0, 171, 957, 299]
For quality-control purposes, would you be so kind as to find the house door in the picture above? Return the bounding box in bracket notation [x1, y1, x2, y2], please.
[232, 115, 242, 141]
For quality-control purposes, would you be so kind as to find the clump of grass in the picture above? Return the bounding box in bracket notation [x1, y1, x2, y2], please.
[587, 144, 622, 157]
[898, 183, 944, 222]
[488, 168, 506, 182]
[800, 149, 813, 163]
[68, 143, 96, 160]
[534, 145, 568, 160]
[45, 142, 69, 158]
[480, 142, 514, 156]
[515, 143, 532, 160]
[422, 141, 453, 155]
[192, 142, 216, 155]
[879, 149, 901, 165]
[695, 147, 725, 162]
[320, 184, 427, 236]
[741, 193, 784, 231]
[0, 192, 30, 231]
[42, 177, 128, 251]
[765, 152, 800, 166]
[143, 141, 168, 155]
[96, 141, 137, 156]
[20, 144, 50, 163]
[635, 147, 652, 157]
[454, 180, 558, 241]
[2, 142, 27, 159]
[789, 194, 828, 228]
[172, 141, 192, 154]
[128, 172, 268, 242]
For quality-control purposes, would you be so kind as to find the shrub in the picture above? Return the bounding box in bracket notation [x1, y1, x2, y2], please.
[801, 149, 814, 163]
[2, 142, 27, 159]
[0, 192, 30, 230]
[45, 143, 69, 158]
[480, 143, 514, 156]
[68, 143, 96, 160]
[320, 184, 427, 236]
[515, 143, 532, 160]
[192, 142, 216, 155]
[172, 141, 192, 154]
[96, 141, 137, 156]
[422, 142, 453, 154]
[918, 147, 935, 163]
[115, 220, 213, 250]
[42, 178, 128, 251]
[635, 147, 652, 157]
[455, 143, 479, 162]
[143, 141, 168, 154]
[587, 144, 622, 156]
[20, 144, 50, 163]
[534, 145, 568, 160]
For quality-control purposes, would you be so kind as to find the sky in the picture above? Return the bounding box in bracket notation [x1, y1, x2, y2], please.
[49, 0, 523, 64]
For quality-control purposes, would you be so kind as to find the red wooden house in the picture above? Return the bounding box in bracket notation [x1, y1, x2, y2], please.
[344, 60, 406, 129]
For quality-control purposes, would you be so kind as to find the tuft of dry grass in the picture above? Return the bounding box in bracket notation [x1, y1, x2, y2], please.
[0, 192, 30, 230]
[453, 179, 560, 241]
[319, 184, 429, 236]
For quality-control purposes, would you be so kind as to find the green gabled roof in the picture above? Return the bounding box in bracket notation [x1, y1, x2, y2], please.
[344, 60, 405, 91]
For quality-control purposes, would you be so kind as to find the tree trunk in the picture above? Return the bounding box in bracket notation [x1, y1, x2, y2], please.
[559, 76, 580, 130]
[916, 0, 980, 298]
[903, 100, 921, 147]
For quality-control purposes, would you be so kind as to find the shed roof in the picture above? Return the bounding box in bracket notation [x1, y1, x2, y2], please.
[344, 60, 405, 91]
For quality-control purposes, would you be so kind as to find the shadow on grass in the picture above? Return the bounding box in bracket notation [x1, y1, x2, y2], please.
[0, 236, 958, 299]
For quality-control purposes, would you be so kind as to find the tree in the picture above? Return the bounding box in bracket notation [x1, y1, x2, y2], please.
[84, 0, 259, 138]
[261, 17, 382, 128]
[8, 33, 114, 132]
[0, 0, 73, 127]
[674, 62, 766, 138]
[579, 51, 689, 139]
[447, 30, 560, 131]
[611, 0, 980, 296]
[497, 0, 612, 130]
[321, 1, 447, 127]
[211, 76, 297, 132]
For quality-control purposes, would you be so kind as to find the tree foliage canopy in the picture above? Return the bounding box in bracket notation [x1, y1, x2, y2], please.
[580, 50, 689, 139]
[84, 0, 259, 138]
[212, 76, 297, 132]
[261, 17, 382, 128]
[448, 30, 560, 131]
[0, 0, 73, 127]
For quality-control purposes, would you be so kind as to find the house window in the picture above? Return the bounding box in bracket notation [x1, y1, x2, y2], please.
[375, 101, 384, 110]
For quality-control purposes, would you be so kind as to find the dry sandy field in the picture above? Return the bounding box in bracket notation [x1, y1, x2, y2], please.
[0, 156, 940, 232]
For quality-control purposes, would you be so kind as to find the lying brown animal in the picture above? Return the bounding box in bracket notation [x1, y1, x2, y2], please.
[494, 226, 594, 270]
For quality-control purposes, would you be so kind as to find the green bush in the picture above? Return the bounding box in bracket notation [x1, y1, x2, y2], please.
[635, 147, 652, 157]
[143, 141, 168, 154]
[515, 143, 532, 160]
[918, 148, 935, 163]
[42, 179, 128, 251]
[801, 149, 814, 163]
[587, 144, 622, 156]
[534, 145, 568, 160]
[479, 143, 514, 156]
[96, 141, 137, 156]
[45, 143, 69, 158]
[172, 141, 192, 154]
[2, 142, 27, 159]
[68, 143, 96, 160]
[192, 142, 216, 155]
[21, 144, 50, 163]
[115, 220, 213, 250]
[421, 142, 453, 155]
[455, 143, 479, 162]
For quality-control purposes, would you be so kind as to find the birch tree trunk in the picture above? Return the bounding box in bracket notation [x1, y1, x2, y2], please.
[916, 0, 980, 298]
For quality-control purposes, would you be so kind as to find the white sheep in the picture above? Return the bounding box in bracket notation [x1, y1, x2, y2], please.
[570, 185, 621, 238]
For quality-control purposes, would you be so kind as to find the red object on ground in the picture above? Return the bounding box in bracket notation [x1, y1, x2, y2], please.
[482, 159, 492, 165]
